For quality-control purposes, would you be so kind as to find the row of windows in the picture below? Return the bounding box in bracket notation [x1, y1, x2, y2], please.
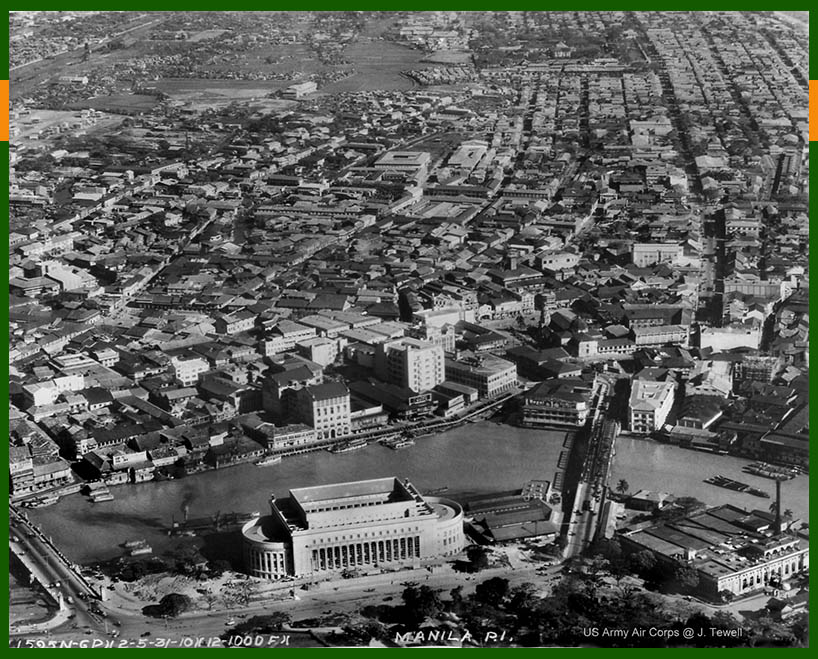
[309, 526, 422, 543]
[317, 405, 349, 416]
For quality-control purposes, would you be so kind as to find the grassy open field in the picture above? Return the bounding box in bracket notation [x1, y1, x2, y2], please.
[69, 93, 161, 114]
[422, 50, 472, 65]
[151, 79, 292, 93]
[321, 38, 429, 94]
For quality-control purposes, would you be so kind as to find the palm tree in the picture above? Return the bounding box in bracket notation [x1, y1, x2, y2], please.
[616, 479, 629, 496]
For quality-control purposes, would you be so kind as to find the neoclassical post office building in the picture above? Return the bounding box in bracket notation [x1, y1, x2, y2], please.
[242, 477, 465, 579]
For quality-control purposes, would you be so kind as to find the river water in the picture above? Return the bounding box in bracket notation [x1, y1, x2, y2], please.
[27, 426, 809, 565]
[611, 436, 809, 521]
[27, 422, 567, 564]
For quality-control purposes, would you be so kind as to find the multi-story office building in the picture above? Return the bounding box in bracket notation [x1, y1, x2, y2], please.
[407, 322, 457, 354]
[444, 353, 517, 398]
[170, 353, 210, 387]
[631, 242, 682, 268]
[629, 379, 675, 433]
[261, 320, 318, 357]
[520, 378, 595, 427]
[296, 382, 351, 440]
[242, 477, 465, 579]
[632, 324, 689, 347]
[375, 338, 445, 393]
[214, 309, 256, 335]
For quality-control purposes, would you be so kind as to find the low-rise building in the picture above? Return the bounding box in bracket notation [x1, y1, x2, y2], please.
[170, 353, 210, 387]
[261, 320, 317, 357]
[633, 324, 689, 347]
[620, 504, 809, 599]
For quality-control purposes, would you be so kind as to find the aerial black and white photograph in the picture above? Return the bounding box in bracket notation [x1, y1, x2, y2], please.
[8, 9, 809, 648]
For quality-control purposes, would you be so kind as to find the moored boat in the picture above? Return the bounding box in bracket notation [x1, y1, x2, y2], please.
[328, 439, 368, 454]
[255, 454, 282, 467]
[704, 475, 769, 498]
[385, 438, 415, 450]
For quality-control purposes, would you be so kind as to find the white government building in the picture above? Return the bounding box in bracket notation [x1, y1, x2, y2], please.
[242, 477, 465, 579]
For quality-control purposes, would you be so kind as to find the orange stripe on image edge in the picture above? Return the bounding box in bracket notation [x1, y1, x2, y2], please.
[1, 80, 8, 142]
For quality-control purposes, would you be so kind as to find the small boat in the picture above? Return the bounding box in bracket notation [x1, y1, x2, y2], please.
[328, 439, 368, 454]
[255, 454, 282, 467]
[123, 539, 147, 549]
[383, 437, 415, 450]
[126, 540, 153, 556]
[26, 495, 59, 508]
[426, 486, 449, 496]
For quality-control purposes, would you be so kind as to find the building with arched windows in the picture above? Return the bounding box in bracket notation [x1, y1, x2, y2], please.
[242, 477, 465, 579]
[620, 504, 808, 599]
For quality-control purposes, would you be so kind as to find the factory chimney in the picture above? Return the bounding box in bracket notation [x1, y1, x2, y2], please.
[774, 478, 783, 534]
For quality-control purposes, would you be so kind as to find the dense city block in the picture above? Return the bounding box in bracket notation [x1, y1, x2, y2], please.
[9, 10, 809, 648]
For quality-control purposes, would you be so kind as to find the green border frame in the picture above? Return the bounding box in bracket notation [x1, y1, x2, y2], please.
[4, 4, 813, 652]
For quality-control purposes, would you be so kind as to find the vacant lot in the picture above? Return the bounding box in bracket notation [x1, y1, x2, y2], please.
[152, 78, 291, 94]
[187, 29, 229, 43]
[422, 50, 472, 65]
[70, 93, 161, 114]
[321, 38, 429, 94]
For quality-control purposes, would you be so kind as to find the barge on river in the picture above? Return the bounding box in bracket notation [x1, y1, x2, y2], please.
[704, 474, 769, 498]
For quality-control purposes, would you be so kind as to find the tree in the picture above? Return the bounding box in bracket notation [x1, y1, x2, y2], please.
[448, 586, 464, 609]
[466, 545, 490, 572]
[788, 612, 809, 647]
[207, 559, 232, 577]
[590, 537, 622, 562]
[508, 582, 538, 615]
[474, 577, 509, 608]
[616, 479, 630, 496]
[672, 565, 700, 594]
[143, 593, 192, 618]
[628, 549, 657, 576]
[402, 585, 441, 624]
[718, 589, 735, 603]
[341, 620, 388, 645]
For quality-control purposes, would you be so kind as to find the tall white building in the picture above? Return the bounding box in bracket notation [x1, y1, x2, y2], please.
[375, 337, 445, 393]
[629, 379, 675, 433]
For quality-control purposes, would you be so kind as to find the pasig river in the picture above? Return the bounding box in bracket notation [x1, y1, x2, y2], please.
[611, 436, 809, 522]
[28, 422, 568, 564]
[27, 425, 809, 565]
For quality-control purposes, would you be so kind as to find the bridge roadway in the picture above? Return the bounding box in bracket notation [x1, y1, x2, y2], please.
[562, 379, 620, 559]
[10, 507, 117, 639]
